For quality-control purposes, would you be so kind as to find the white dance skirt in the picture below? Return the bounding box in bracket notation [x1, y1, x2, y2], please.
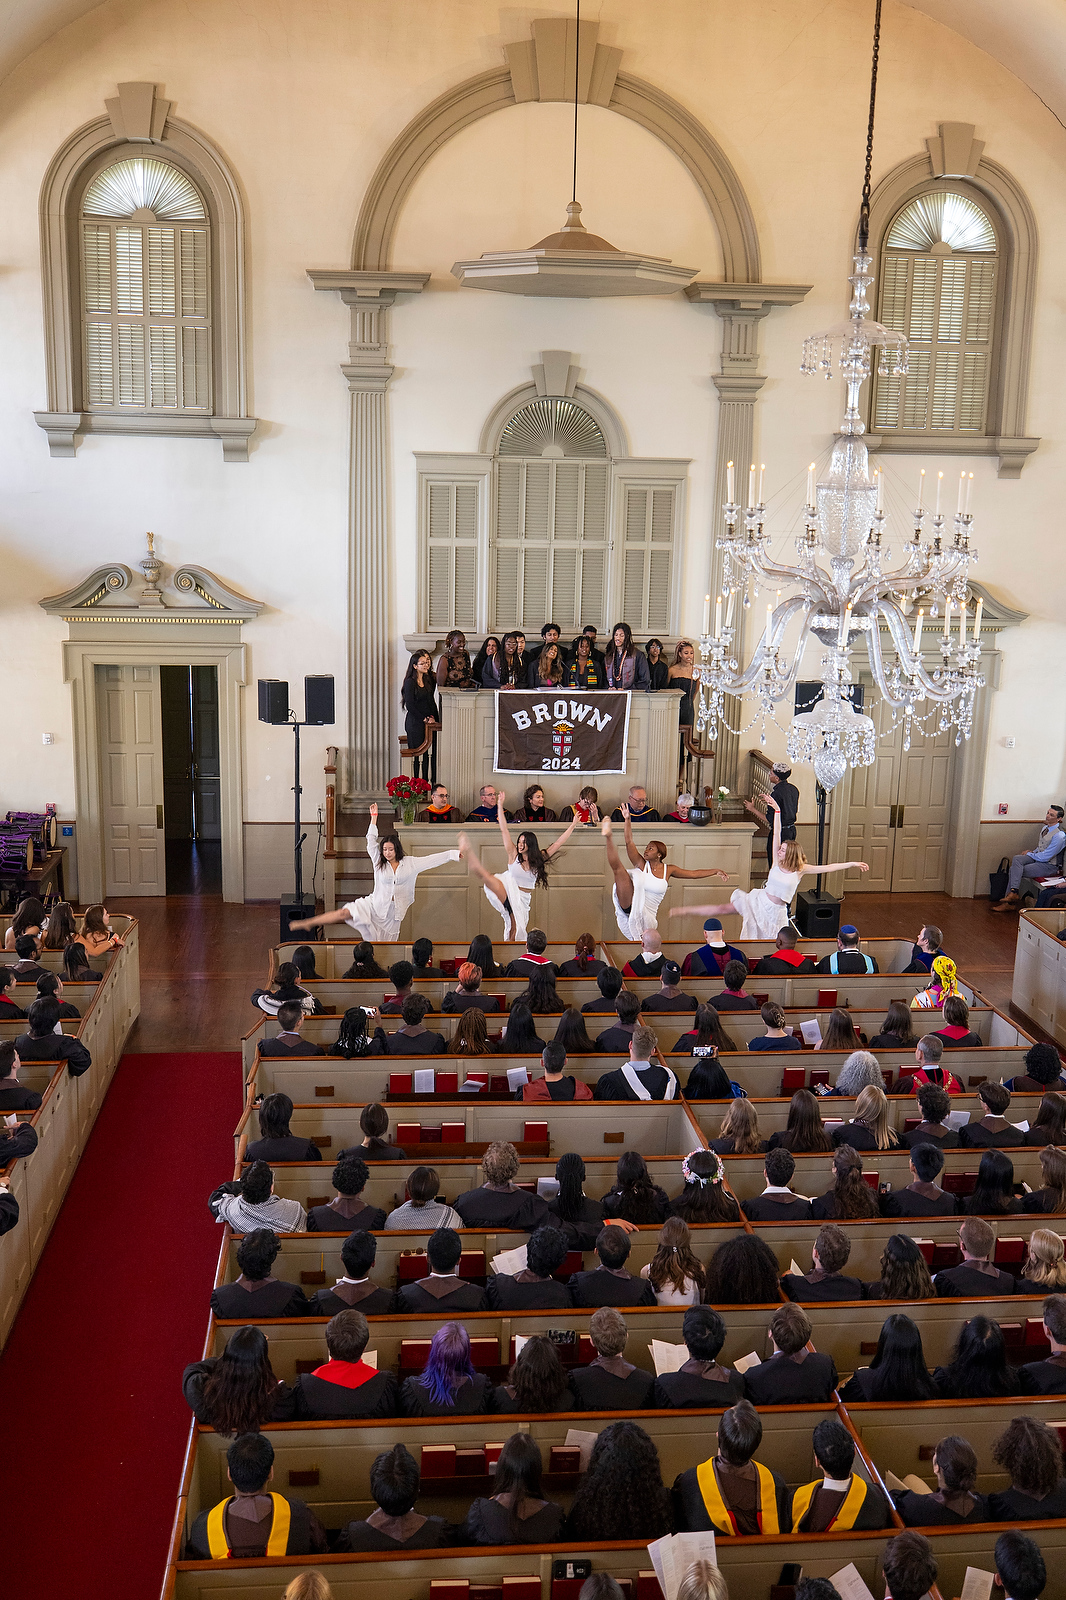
[484, 869, 533, 942]
[341, 898, 401, 944]
[612, 867, 669, 941]
[728, 886, 790, 941]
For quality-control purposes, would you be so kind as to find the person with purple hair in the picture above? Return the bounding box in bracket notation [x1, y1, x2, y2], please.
[400, 1322, 494, 1417]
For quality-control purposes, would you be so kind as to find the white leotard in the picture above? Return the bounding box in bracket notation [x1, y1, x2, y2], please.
[612, 860, 670, 941]
[727, 864, 802, 941]
[483, 860, 539, 942]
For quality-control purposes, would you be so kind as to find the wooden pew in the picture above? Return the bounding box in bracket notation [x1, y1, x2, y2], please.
[855, 1396, 1066, 1494]
[716, 1145, 1051, 1202]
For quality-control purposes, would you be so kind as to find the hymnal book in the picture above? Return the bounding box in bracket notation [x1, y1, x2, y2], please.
[397, 1251, 428, 1279]
[502, 1581, 541, 1600]
[491, 1244, 528, 1276]
[650, 1340, 689, 1376]
[461, 1072, 487, 1093]
[484, 1442, 505, 1469]
[430, 1583, 468, 1600]
[413, 1068, 435, 1094]
[789, 1258, 804, 1277]
[455, 1447, 487, 1477]
[647, 1532, 717, 1600]
[469, 1337, 499, 1367]
[549, 1446, 582, 1474]
[523, 1121, 549, 1142]
[399, 1338, 432, 1366]
[420, 1443, 457, 1477]
[363, 1349, 377, 1369]
[389, 1073, 412, 1094]
[1014, 1120, 1030, 1133]
[458, 1250, 486, 1278]
[396, 1123, 421, 1144]
[437, 1072, 458, 1094]
[441, 1121, 465, 1142]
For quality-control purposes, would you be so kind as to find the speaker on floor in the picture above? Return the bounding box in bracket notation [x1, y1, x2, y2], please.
[258, 679, 290, 724]
[794, 889, 841, 938]
[304, 674, 335, 726]
[280, 894, 317, 942]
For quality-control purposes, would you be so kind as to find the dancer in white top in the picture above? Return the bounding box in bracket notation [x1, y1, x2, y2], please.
[289, 804, 459, 942]
[669, 796, 869, 940]
[602, 808, 730, 940]
[457, 793, 577, 941]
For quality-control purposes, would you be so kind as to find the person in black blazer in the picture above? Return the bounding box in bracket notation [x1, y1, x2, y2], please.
[893, 1434, 989, 1526]
[881, 1143, 959, 1218]
[486, 1225, 574, 1310]
[987, 1416, 1066, 1521]
[569, 1307, 656, 1411]
[781, 1223, 865, 1302]
[375, 993, 447, 1054]
[306, 1155, 387, 1233]
[15, 996, 90, 1076]
[933, 1216, 1015, 1296]
[401, 1324, 494, 1417]
[959, 1082, 1024, 1148]
[292, 1310, 398, 1419]
[309, 1230, 397, 1316]
[742, 1303, 839, 1405]
[258, 1002, 324, 1057]
[569, 1226, 657, 1308]
[0, 1041, 41, 1111]
[1022, 1294, 1066, 1394]
[245, 1092, 321, 1163]
[651, 1305, 746, 1408]
[210, 1227, 310, 1319]
[741, 1148, 813, 1221]
[396, 1228, 488, 1313]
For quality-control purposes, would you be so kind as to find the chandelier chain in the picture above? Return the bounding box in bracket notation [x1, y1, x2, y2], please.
[572, 0, 581, 205]
[858, 0, 883, 252]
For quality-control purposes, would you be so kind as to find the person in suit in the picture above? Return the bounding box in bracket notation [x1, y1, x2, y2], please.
[995, 1532, 1048, 1600]
[245, 1092, 321, 1163]
[309, 1229, 397, 1315]
[521, 1039, 593, 1102]
[258, 1002, 324, 1058]
[292, 1309, 398, 1419]
[185, 1432, 327, 1558]
[486, 1224, 574, 1310]
[396, 1227, 488, 1313]
[594, 1025, 677, 1101]
[400, 1323, 494, 1418]
[815, 926, 879, 975]
[210, 1228, 310, 1319]
[592, 990, 643, 1054]
[503, 929, 558, 980]
[34, 971, 80, 1019]
[899, 1083, 960, 1150]
[709, 961, 758, 1011]
[14, 996, 91, 1076]
[934, 1217, 1016, 1296]
[743, 1303, 839, 1405]
[569, 1225, 657, 1307]
[0, 1040, 41, 1111]
[752, 927, 816, 976]
[959, 1082, 1022, 1147]
[493, 1335, 577, 1414]
[672, 1399, 790, 1534]
[893, 1434, 989, 1526]
[375, 993, 447, 1054]
[441, 962, 500, 1014]
[640, 961, 698, 1013]
[741, 1148, 812, 1221]
[306, 1155, 386, 1233]
[0, 968, 25, 1021]
[780, 1222, 864, 1302]
[569, 1307, 656, 1411]
[651, 1306, 746, 1408]
[682, 919, 748, 978]
[988, 1416, 1066, 1520]
[881, 1143, 958, 1218]
[336, 1443, 457, 1550]
[454, 1141, 552, 1230]
[1022, 1294, 1066, 1393]
[790, 1418, 891, 1530]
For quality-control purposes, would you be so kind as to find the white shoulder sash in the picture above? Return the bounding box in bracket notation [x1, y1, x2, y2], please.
[620, 1061, 677, 1101]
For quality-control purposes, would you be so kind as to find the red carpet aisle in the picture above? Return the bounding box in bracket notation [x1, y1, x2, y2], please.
[0, 1052, 241, 1600]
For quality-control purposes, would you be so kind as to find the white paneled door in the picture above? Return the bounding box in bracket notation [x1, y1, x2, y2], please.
[95, 664, 166, 895]
[846, 693, 954, 893]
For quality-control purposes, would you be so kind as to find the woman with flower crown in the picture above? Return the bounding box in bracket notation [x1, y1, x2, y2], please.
[670, 1149, 741, 1224]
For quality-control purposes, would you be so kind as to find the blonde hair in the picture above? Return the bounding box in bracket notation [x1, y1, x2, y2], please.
[677, 1562, 729, 1600]
[854, 1084, 898, 1151]
[284, 1575, 333, 1600]
[1025, 1229, 1066, 1288]
[781, 840, 806, 872]
[717, 1098, 762, 1154]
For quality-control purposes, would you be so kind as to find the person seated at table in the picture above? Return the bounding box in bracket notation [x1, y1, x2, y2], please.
[569, 1308, 657, 1411]
[210, 1228, 310, 1320]
[338, 1102, 407, 1162]
[504, 929, 558, 979]
[493, 1000, 544, 1054]
[669, 1149, 740, 1223]
[611, 781, 659, 822]
[341, 942, 389, 980]
[905, 1034, 962, 1095]
[743, 1303, 839, 1405]
[988, 1416, 1066, 1521]
[741, 1147, 812, 1221]
[1021, 1293, 1066, 1393]
[512, 968, 566, 1016]
[564, 1421, 674, 1543]
[640, 1215, 708, 1304]
[257, 1002, 324, 1058]
[250, 960, 322, 1018]
[337, 1442, 458, 1550]
[378, 961, 415, 1015]
[839, 1313, 938, 1403]
[375, 994, 446, 1055]
[34, 971, 79, 1019]
[512, 783, 558, 823]
[900, 1082, 959, 1148]
[327, 1005, 383, 1058]
[621, 928, 667, 979]
[685, 1051, 738, 1099]
[595, 1025, 677, 1100]
[816, 1008, 867, 1052]
[893, 1434, 988, 1525]
[672, 1398, 789, 1534]
[705, 1234, 782, 1304]
[306, 1155, 386, 1233]
[868, 999, 917, 1050]
[682, 918, 748, 978]
[0, 1040, 40, 1111]
[709, 1098, 767, 1155]
[1023, 1093, 1066, 1148]
[493, 1335, 576, 1414]
[751, 927, 815, 976]
[602, 1150, 671, 1224]
[933, 1313, 1025, 1400]
[292, 1308, 398, 1419]
[673, 1003, 739, 1057]
[550, 1006, 598, 1058]
[442, 962, 500, 1014]
[581, 966, 624, 1015]
[935, 994, 983, 1050]
[557, 932, 606, 978]
[0, 968, 25, 1021]
[487, 1224, 573, 1310]
[546, 1151, 607, 1248]
[569, 1224, 657, 1307]
[790, 1418, 891, 1530]
[9, 934, 47, 983]
[709, 961, 757, 1012]
[831, 1083, 899, 1152]
[1016, 1230, 1066, 1295]
[245, 1092, 321, 1163]
[1022, 1146, 1066, 1214]
[210, 1159, 307, 1235]
[782, 1222, 865, 1301]
[401, 1323, 493, 1417]
[963, 1148, 1022, 1217]
[1007, 1041, 1066, 1095]
[960, 1082, 1023, 1147]
[641, 961, 698, 1014]
[935, 1216, 1016, 1296]
[185, 1431, 326, 1558]
[182, 1325, 295, 1434]
[460, 1433, 564, 1544]
[454, 1141, 551, 1230]
[384, 1164, 461, 1232]
[768, 1088, 832, 1154]
[410, 937, 441, 977]
[14, 997, 91, 1075]
[809, 1144, 880, 1221]
[466, 784, 511, 823]
[664, 791, 696, 824]
[396, 1227, 488, 1313]
[310, 1230, 396, 1316]
[417, 782, 462, 824]
[748, 1002, 801, 1051]
[815, 925, 879, 975]
[522, 1039, 592, 1102]
[880, 1143, 957, 1219]
[651, 1306, 746, 1407]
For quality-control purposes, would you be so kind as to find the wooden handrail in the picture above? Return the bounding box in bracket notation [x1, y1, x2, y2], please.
[398, 719, 441, 763]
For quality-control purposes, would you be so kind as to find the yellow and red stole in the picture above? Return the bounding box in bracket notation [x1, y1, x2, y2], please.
[205, 1493, 291, 1559]
[790, 1475, 868, 1532]
[696, 1457, 781, 1535]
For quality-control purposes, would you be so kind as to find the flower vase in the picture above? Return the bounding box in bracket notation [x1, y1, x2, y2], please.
[400, 799, 417, 826]
[712, 800, 724, 826]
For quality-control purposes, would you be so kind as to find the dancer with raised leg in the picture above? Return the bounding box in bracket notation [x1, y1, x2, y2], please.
[457, 793, 577, 941]
[668, 796, 869, 940]
[602, 807, 729, 939]
[290, 803, 459, 941]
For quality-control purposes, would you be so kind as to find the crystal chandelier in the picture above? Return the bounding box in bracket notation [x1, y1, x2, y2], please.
[693, 0, 985, 791]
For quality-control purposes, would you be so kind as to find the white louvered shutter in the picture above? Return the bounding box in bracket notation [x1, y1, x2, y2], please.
[620, 484, 676, 632]
[425, 482, 480, 631]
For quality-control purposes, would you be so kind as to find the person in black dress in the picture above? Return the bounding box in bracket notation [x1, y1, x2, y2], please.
[183, 1325, 295, 1433]
[651, 1305, 746, 1408]
[487, 1224, 574, 1310]
[453, 1141, 552, 1230]
[401, 1322, 495, 1417]
[337, 1102, 408, 1162]
[402, 650, 439, 782]
[1021, 1145, 1066, 1214]
[781, 1221, 865, 1302]
[557, 933, 607, 979]
[1023, 1093, 1066, 1148]
[931, 1314, 1025, 1399]
[337, 1444, 456, 1550]
[569, 1307, 656, 1411]
[602, 1150, 671, 1225]
[493, 1336, 577, 1415]
[863, 1234, 936, 1301]
[705, 1234, 782, 1305]
[292, 1309, 399, 1419]
[569, 1225, 657, 1307]
[988, 1416, 1066, 1521]
[309, 1229, 397, 1315]
[210, 1227, 310, 1320]
[396, 1228, 488, 1313]
[810, 1145, 881, 1222]
[461, 1434, 564, 1544]
[244, 1091, 321, 1163]
[893, 1434, 989, 1526]
[838, 1313, 939, 1403]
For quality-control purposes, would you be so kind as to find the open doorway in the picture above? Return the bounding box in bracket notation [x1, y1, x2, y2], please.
[161, 665, 222, 894]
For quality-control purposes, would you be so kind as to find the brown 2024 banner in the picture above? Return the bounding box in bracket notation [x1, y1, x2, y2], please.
[493, 690, 632, 775]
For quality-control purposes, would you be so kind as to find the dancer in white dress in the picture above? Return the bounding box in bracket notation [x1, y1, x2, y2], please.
[289, 804, 459, 942]
[602, 808, 730, 940]
[668, 796, 869, 940]
[457, 793, 577, 941]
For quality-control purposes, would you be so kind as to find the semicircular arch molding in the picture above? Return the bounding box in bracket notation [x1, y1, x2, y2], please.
[479, 382, 630, 459]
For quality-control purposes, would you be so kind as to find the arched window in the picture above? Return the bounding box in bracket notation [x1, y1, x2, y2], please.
[872, 188, 998, 436]
[80, 157, 211, 412]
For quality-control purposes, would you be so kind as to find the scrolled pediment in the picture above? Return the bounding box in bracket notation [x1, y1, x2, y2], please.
[40, 540, 264, 622]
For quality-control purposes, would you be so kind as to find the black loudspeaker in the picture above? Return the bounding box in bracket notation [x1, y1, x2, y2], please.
[304, 674, 335, 726]
[258, 679, 290, 724]
[794, 889, 841, 938]
[280, 894, 317, 942]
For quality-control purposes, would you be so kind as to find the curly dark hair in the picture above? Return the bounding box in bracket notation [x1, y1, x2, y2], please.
[993, 1416, 1063, 1499]
[564, 1421, 674, 1541]
[705, 1234, 781, 1304]
[504, 1335, 570, 1412]
[200, 1326, 282, 1436]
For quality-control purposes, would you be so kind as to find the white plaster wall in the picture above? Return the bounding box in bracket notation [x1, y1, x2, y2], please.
[0, 0, 1062, 835]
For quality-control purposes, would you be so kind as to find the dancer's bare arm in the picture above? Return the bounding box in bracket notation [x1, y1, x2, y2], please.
[545, 816, 579, 859]
[801, 859, 870, 876]
[621, 805, 644, 868]
[666, 865, 730, 881]
[496, 793, 518, 864]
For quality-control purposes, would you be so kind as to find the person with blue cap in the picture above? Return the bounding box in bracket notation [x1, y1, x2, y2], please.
[680, 918, 747, 978]
[815, 927, 878, 975]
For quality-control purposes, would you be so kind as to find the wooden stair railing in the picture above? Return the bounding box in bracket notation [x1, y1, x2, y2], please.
[398, 719, 441, 771]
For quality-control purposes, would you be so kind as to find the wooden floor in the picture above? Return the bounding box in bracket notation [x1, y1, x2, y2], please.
[105, 888, 1028, 1053]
